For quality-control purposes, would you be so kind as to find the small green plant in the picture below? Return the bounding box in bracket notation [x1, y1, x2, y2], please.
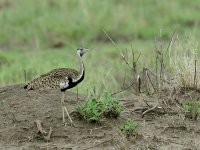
[101, 92, 123, 118]
[76, 97, 104, 122]
[119, 118, 139, 136]
[76, 92, 123, 122]
[183, 100, 200, 120]
[183, 100, 200, 113]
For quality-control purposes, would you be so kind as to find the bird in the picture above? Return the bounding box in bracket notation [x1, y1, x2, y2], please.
[24, 48, 89, 126]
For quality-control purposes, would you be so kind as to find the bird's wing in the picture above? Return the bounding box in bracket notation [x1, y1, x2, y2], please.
[25, 68, 79, 90]
[45, 68, 79, 89]
[41, 68, 79, 79]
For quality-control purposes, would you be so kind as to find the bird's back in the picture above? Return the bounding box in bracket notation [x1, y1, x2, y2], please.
[24, 68, 79, 90]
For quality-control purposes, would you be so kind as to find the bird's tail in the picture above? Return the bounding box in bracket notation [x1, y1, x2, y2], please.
[24, 85, 28, 89]
[24, 84, 33, 90]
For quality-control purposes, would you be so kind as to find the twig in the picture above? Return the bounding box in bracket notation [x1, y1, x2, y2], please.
[143, 67, 150, 94]
[121, 52, 134, 70]
[143, 99, 151, 107]
[52, 135, 69, 138]
[145, 68, 171, 85]
[160, 52, 164, 88]
[194, 59, 197, 90]
[43, 127, 53, 142]
[103, 30, 119, 50]
[137, 75, 141, 94]
[111, 81, 135, 96]
[131, 47, 136, 76]
[154, 38, 159, 88]
[131, 44, 134, 64]
[165, 30, 176, 56]
[135, 52, 141, 64]
[142, 101, 158, 117]
[35, 120, 47, 134]
[34, 120, 53, 142]
[146, 70, 156, 92]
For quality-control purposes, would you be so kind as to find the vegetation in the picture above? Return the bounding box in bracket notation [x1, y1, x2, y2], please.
[119, 118, 139, 136]
[76, 97, 103, 122]
[183, 101, 200, 113]
[183, 100, 200, 120]
[0, 0, 200, 94]
[102, 92, 123, 118]
[0, 0, 199, 49]
[76, 92, 123, 122]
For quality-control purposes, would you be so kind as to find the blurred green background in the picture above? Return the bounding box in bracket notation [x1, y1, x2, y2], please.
[0, 0, 199, 94]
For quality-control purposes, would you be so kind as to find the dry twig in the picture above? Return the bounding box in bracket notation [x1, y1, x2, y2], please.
[35, 120, 47, 134]
[111, 81, 135, 96]
[120, 52, 134, 70]
[103, 30, 119, 50]
[142, 101, 159, 117]
[34, 120, 53, 142]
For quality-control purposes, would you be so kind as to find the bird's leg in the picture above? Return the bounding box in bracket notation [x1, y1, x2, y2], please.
[61, 92, 73, 125]
[61, 92, 66, 123]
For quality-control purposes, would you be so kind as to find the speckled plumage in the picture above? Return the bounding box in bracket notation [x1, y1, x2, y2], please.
[24, 68, 81, 90]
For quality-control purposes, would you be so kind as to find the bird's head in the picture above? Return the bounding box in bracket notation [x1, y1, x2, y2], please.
[77, 48, 89, 57]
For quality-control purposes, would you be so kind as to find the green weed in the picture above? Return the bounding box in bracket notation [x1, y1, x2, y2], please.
[76, 92, 123, 122]
[0, 0, 200, 49]
[76, 97, 104, 122]
[119, 118, 139, 136]
[1, 0, 200, 93]
[183, 100, 200, 120]
[101, 92, 123, 118]
[183, 100, 200, 113]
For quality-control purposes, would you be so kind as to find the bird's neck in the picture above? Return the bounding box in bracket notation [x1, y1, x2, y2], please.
[72, 56, 85, 83]
[79, 57, 84, 78]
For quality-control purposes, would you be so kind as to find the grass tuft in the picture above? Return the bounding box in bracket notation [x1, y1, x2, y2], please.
[76, 97, 104, 122]
[101, 92, 123, 118]
[183, 101, 199, 113]
[76, 91, 123, 122]
[169, 36, 200, 90]
[183, 100, 200, 120]
[119, 118, 139, 136]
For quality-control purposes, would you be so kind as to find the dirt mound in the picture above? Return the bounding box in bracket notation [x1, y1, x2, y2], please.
[1, 84, 200, 149]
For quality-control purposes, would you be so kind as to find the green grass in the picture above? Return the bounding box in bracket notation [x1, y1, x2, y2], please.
[119, 118, 139, 136]
[0, 0, 200, 49]
[183, 100, 200, 120]
[0, 42, 151, 93]
[183, 100, 200, 113]
[102, 92, 123, 118]
[76, 96, 103, 122]
[76, 91, 123, 122]
[1, 0, 200, 93]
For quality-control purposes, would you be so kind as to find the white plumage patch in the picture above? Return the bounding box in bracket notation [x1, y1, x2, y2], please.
[72, 63, 84, 83]
[59, 80, 69, 89]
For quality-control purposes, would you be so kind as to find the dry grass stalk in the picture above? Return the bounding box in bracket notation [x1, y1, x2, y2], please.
[169, 38, 199, 92]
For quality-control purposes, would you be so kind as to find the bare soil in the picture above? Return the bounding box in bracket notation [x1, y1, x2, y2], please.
[1, 84, 200, 150]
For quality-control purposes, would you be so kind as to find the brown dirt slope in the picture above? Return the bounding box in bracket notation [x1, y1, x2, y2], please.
[1, 84, 200, 149]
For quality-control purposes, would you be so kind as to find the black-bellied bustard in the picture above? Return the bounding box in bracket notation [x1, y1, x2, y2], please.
[24, 48, 88, 126]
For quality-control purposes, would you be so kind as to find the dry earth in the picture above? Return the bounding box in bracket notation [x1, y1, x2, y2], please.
[1, 84, 200, 150]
